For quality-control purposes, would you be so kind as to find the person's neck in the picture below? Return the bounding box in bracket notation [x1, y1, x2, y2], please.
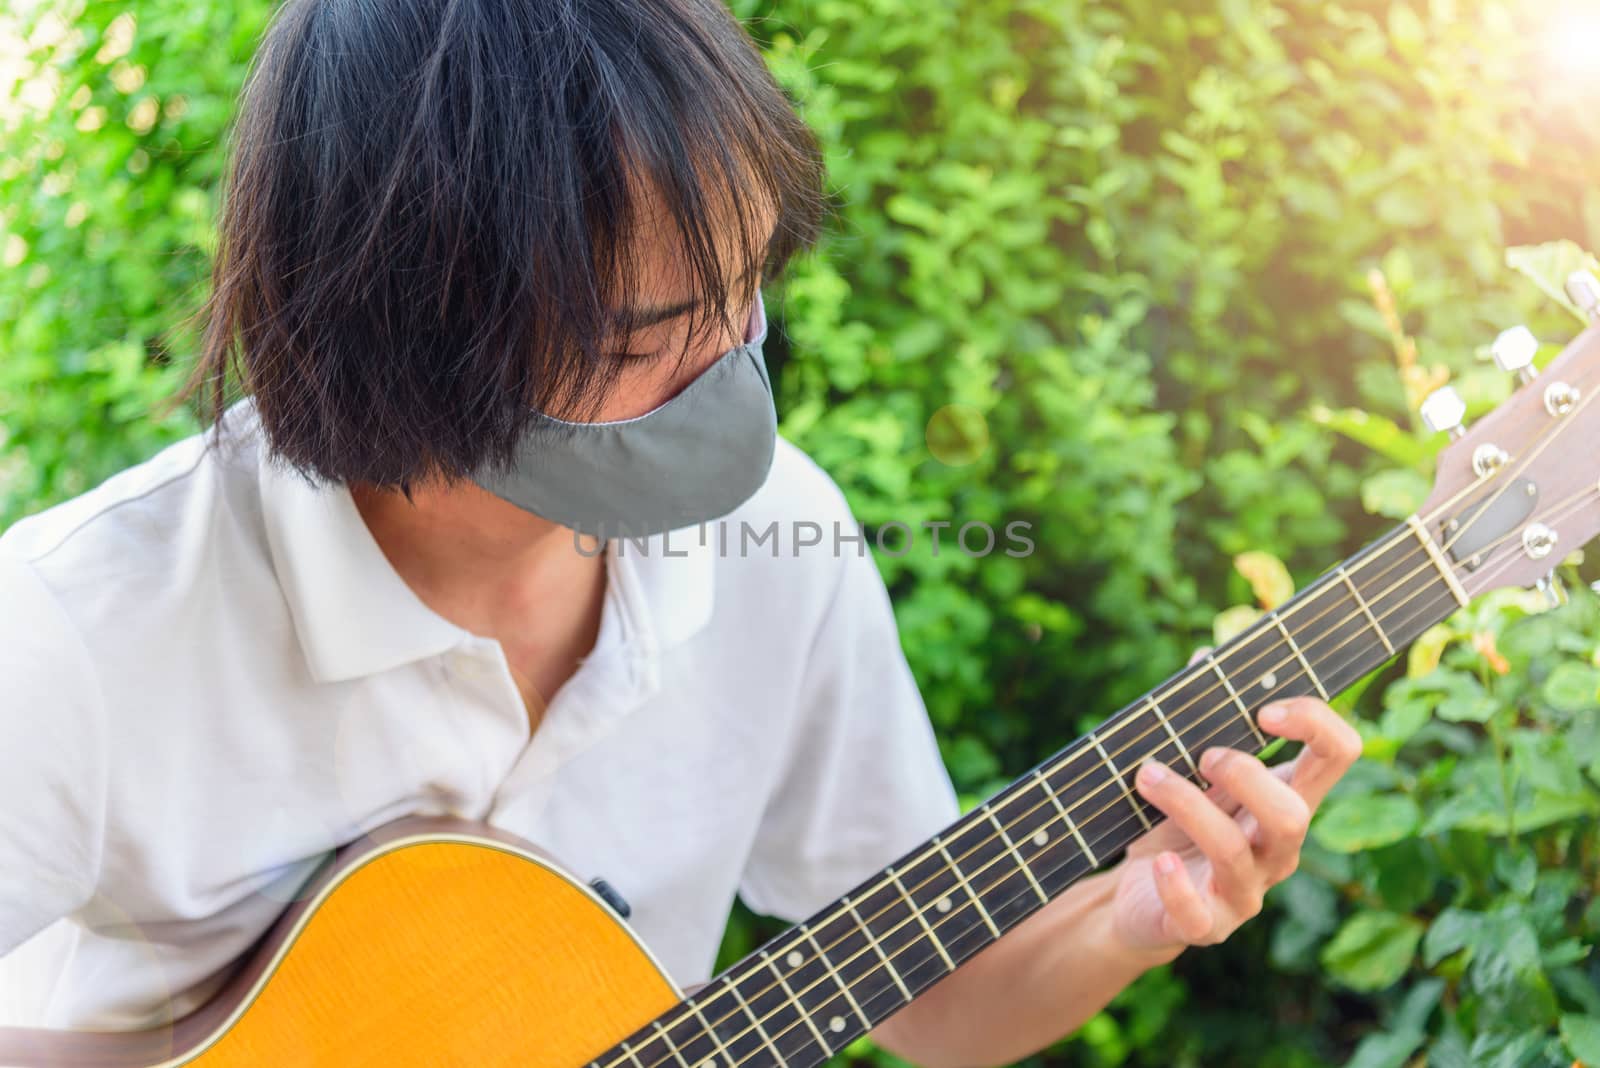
[348, 478, 604, 638]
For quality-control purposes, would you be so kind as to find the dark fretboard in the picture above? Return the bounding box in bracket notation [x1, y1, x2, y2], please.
[591, 516, 1469, 1068]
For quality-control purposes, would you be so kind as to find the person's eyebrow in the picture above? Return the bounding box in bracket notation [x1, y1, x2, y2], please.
[608, 261, 765, 333]
[610, 297, 699, 332]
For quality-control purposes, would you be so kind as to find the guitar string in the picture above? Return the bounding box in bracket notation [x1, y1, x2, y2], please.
[607, 483, 1596, 1068]
[818, 490, 1600, 1056]
[609, 472, 1598, 1068]
[604, 376, 1600, 1067]
[634, 505, 1585, 1068]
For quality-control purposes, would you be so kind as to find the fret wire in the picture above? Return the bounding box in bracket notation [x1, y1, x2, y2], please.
[1337, 565, 1395, 655]
[801, 929, 870, 1031]
[725, 981, 786, 1068]
[1030, 767, 1097, 864]
[1406, 514, 1470, 607]
[1206, 652, 1267, 749]
[758, 949, 832, 1058]
[1145, 696, 1203, 781]
[842, 893, 911, 1001]
[653, 1021, 693, 1068]
[685, 998, 737, 1068]
[1269, 610, 1331, 701]
[621, 1040, 649, 1068]
[613, 523, 1468, 1068]
[1089, 733, 1152, 829]
[884, 866, 955, 970]
[983, 804, 1047, 903]
[932, 834, 1001, 937]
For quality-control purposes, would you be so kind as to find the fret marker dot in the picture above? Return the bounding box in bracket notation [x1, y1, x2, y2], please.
[1031, 829, 1049, 847]
[935, 896, 952, 913]
[785, 950, 803, 969]
[1258, 671, 1277, 690]
[829, 1016, 846, 1033]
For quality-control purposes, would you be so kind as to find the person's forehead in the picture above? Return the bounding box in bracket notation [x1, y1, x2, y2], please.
[614, 171, 776, 297]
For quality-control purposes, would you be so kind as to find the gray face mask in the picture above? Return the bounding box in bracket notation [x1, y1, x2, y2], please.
[472, 292, 775, 538]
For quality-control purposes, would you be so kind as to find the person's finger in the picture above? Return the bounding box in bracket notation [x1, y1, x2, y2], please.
[1187, 644, 1215, 668]
[1136, 761, 1257, 906]
[1257, 697, 1363, 809]
[1153, 851, 1215, 944]
[1200, 747, 1309, 882]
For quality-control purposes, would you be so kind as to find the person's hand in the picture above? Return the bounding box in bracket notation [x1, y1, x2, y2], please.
[1107, 667, 1362, 956]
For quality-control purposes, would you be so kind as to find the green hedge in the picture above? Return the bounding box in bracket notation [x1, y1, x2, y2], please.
[3, 0, 1598, 1064]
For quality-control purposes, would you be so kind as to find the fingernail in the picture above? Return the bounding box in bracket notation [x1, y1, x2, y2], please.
[1156, 852, 1180, 875]
[1260, 703, 1288, 727]
[1140, 760, 1169, 786]
[1200, 747, 1227, 775]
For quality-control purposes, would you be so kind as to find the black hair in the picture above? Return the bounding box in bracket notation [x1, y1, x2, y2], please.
[180, 0, 826, 488]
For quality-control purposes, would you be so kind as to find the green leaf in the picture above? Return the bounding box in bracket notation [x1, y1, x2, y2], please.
[1321, 910, 1424, 991]
[1542, 662, 1600, 712]
[1308, 405, 1432, 469]
[1434, 673, 1499, 723]
[1424, 908, 1482, 967]
[1360, 468, 1430, 520]
[1212, 604, 1261, 645]
[1313, 793, 1420, 852]
[1234, 550, 1294, 609]
[1561, 1016, 1600, 1064]
[1506, 240, 1600, 325]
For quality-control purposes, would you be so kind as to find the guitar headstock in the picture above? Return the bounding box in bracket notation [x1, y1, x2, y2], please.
[1415, 279, 1600, 602]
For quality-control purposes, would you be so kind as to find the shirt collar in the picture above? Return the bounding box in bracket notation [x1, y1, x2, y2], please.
[250, 406, 716, 684]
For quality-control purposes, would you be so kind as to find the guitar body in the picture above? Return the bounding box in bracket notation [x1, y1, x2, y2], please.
[0, 818, 678, 1068]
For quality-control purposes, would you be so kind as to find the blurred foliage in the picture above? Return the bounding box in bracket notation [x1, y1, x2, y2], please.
[4, 0, 1599, 1064]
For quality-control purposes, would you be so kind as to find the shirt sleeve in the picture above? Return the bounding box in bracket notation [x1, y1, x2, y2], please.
[737, 542, 960, 923]
[0, 552, 110, 958]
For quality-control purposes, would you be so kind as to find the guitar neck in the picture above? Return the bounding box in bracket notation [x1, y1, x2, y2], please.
[595, 517, 1468, 1068]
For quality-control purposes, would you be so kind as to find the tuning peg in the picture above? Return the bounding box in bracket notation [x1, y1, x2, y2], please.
[1536, 573, 1568, 609]
[1567, 270, 1600, 324]
[1491, 325, 1540, 385]
[1420, 385, 1468, 439]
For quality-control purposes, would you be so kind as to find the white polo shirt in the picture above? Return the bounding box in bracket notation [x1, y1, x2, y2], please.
[0, 401, 959, 1031]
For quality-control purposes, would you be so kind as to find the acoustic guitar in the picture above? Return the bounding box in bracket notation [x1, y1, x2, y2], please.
[3, 281, 1598, 1067]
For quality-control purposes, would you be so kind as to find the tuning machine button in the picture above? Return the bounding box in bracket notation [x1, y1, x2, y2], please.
[1491, 325, 1539, 385]
[1568, 270, 1600, 324]
[1420, 386, 1468, 439]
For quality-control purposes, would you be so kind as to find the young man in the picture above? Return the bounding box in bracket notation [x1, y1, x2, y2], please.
[0, 0, 1360, 1064]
